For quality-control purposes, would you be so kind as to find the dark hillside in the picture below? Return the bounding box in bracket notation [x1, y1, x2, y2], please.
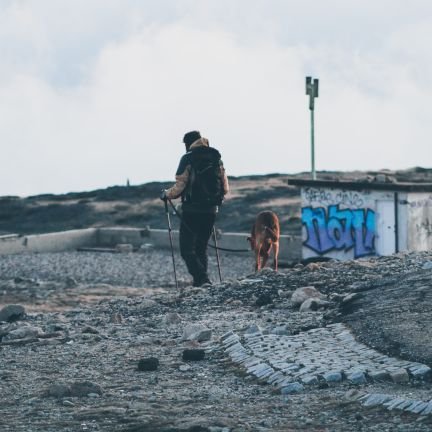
[1, 167, 432, 236]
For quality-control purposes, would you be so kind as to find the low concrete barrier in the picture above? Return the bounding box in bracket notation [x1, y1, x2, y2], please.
[97, 227, 302, 261]
[0, 227, 302, 261]
[0, 228, 97, 255]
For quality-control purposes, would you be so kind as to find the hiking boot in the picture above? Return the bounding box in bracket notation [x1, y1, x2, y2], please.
[193, 276, 212, 287]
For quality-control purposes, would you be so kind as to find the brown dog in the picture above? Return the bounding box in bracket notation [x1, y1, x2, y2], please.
[247, 211, 280, 271]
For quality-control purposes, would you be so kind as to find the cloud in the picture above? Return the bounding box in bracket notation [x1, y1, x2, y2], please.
[0, 1, 431, 196]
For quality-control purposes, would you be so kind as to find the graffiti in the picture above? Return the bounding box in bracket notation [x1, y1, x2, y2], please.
[415, 219, 432, 236]
[409, 195, 432, 208]
[303, 188, 366, 208]
[302, 205, 376, 258]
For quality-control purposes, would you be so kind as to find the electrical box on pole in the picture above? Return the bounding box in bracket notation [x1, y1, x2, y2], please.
[306, 76, 319, 180]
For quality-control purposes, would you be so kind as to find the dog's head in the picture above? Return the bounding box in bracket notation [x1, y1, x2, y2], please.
[246, 236, 255, 251]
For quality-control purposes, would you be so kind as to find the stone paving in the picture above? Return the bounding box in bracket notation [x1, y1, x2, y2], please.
[357, 392, 432, 415]
[221, 322, 432, 414]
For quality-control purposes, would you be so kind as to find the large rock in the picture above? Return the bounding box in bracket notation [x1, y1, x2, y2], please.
[299, 298, 330, 312]
[45, 381, 103, 398]
[291, 287, 325, 307]
[181, 323, 212, 342]
[3, 325, 43, 341]
[137, 357, 159, 371]
[164, 312, 182, 325]
[0, 305, 25, 323]
[182, 349, 205, 361]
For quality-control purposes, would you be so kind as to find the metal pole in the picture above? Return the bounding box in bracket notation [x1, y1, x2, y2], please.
[311, 108, 316, 180]
[164, 199, 179, 292]
[213, 227, 223, 282]
[306, 76, 318, 180]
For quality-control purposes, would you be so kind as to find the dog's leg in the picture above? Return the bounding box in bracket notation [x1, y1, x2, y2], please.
[273, 241, 279, 271]
[261, 249, 269, 269]
[255, 245, 261, 271]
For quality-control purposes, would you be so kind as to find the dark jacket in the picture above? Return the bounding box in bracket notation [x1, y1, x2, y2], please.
[165, 138, 229, 213]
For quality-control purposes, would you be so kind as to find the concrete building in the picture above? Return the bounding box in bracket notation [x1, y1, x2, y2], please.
[289, 179, 432, 260]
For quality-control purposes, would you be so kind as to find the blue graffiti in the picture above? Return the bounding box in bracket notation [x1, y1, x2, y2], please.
[302, 205, 376, 258]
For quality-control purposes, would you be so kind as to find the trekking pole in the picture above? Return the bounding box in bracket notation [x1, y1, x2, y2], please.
[213, 226, 223, 282]
[164, 199, 179, 293]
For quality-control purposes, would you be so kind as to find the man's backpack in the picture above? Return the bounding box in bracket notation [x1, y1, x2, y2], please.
[186, 148, 224, 206]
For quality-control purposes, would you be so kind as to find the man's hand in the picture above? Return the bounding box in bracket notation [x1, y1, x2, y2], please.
[160, 189, 167, 201]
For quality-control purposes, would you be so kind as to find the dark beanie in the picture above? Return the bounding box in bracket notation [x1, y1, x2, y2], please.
[183, 131, 201, 149]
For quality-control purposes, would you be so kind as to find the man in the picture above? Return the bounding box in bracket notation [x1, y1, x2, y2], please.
[161, 131, 229, 287]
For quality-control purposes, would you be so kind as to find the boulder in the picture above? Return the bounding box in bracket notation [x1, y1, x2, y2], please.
[3, 325, 43, 341]
[137, 357, 159, 371]
[181, 324, 212, 342]
[0, 305, 25, 323]
[291, 287, 325, 307]
[299, 298, 331, 312]
[182, 349, 205, 361]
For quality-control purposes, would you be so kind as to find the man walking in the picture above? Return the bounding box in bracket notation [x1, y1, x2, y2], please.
[161, 131, 229, 287]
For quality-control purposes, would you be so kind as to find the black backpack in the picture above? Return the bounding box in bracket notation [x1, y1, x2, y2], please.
[185, 148, 224, 206]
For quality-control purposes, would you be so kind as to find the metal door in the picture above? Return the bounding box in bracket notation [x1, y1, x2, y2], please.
[375, 200, 396, 256]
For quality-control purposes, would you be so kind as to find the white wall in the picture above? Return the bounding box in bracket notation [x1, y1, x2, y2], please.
[406, 193, 432, 251]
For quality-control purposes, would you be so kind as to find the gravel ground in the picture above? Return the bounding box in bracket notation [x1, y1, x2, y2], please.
[0, 250, 254, 289]
[1, 250, 432, 431]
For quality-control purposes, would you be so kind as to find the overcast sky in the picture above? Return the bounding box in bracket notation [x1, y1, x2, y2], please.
[1, 0, 431, 196]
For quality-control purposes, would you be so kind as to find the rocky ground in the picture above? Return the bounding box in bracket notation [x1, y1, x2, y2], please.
[1, 249, 432, 431]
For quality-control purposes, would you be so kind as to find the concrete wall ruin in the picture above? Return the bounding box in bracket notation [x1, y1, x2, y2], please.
[0, 227, 302, 262]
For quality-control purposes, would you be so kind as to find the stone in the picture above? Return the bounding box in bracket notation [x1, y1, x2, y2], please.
[421, 261, 432, 270]
[368, 370, 390, 382]
[45, 381, 102, 398]
[322, 371, 343, 383]
[137, 357, 159, 371]
[46, 384, 72, 398]
[3, 326, 43, 341]
[345, 389, 366, 401]
[255, 293, 273, 307]
[407, 401, 428, 414]
[409, 365, 431, 379]
[271, 325, 289, 336]
[81, 326, 99, 334]
[0, 305, 25, 323]
[341, 293, 363, 304]
[291, 287, 325, 307]
[281, 382, 304, 394]
[164, 312, 182, 325]
[70, 381, 103, 397]
[420, 400, 432, 415]
[384, 397, 406, 410]
[109, 313, 123, 324]
[301, 375, 319, 385]
[244, 324, 262, 335]
[179, 365, 191, 372]
[347, 371, 367, 385]
[299, 298, 320, 312]
[182, 349, 206, 361]
[65, 277, 78, 288]
[362, 394, 393, 407]
[115, 243, 134, 253]
[182, 324, 212, 342]
[390, 368, 409, 383]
